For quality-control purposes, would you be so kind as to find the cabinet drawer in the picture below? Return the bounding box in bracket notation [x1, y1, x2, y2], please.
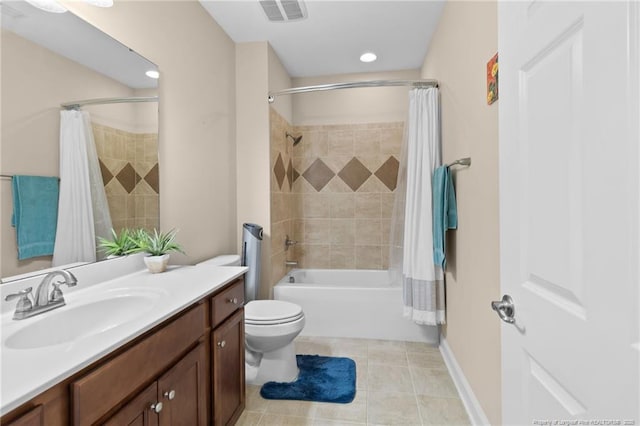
[71, 303, 206, 426]
[211, 279, 244, 328]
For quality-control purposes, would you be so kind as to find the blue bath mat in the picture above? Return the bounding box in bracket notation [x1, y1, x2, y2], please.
[260, 355, 356, 403]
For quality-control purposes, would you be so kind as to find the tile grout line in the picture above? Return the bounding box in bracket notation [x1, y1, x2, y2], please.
[407, 347, 427, 426]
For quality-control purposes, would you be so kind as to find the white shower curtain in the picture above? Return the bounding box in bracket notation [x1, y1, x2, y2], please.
[389, 87, 445, 325]
[53, 110, 112, 266]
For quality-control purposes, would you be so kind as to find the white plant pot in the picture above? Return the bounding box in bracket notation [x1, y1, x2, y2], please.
[144, 254, 170, 273]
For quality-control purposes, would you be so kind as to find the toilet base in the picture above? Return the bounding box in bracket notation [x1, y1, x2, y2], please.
[245, 341, 299, 385]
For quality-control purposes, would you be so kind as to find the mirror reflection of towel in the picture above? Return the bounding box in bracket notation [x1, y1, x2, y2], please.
[11, 175, 59, 260]
[432, 166, 457, 268]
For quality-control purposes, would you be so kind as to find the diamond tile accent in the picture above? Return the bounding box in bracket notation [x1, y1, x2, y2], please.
[99, 159, 113, 185]
[273, 153, 286, 189]
[375, 156, 400, 191]
[144, 163, 160, 194]
[302, 158, 335, 192]
[293, 168, 300, 182]
[286, 158, 293, 189]
[116, 163, 140, 194]
[338, 157, 372, 191]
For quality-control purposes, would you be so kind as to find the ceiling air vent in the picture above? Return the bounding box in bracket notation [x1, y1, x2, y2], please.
[259, 0, 307, 22]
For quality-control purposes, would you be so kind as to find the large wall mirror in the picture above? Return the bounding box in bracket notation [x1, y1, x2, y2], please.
[1, 1, 159, 281]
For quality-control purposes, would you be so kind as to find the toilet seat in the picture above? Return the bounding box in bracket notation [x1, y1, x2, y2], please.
[245, 300, 304, 325]
[244, 315, 305, 338]
[245, 312, 305, 325]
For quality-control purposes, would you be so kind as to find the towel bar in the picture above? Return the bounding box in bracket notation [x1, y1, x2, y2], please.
[446, 157, 471, 167]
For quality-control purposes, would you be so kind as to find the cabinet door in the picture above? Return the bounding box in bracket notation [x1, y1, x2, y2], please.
[4, 406, 43, 426]
[212, 308, 245, 426]
[157, 342, 207, 426]
[103, 383, 159, 426]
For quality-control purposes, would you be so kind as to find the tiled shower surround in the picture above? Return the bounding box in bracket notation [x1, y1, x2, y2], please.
[270, 109, 295, 287]
[270, 108, 403, 277]
[93, 123, 159, 233]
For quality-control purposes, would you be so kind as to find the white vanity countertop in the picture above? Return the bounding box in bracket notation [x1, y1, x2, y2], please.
[0, 264, 247, 415]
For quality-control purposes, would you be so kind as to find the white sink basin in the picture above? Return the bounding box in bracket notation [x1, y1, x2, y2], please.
[4, 290, 164, 350]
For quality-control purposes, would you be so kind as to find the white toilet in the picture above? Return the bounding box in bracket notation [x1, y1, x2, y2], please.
[197, 255, 305, 385]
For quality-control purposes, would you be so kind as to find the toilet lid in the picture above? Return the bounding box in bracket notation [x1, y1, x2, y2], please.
[245, 300, 304, 323]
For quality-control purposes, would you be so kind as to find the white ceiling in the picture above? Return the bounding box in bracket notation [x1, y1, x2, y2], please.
[1, 0, 158, 89]
[200, 0, 445, 78]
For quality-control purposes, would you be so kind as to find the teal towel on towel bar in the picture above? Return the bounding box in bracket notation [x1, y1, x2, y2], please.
[11, 175, 59, 260]
[432, 166, 457, 268]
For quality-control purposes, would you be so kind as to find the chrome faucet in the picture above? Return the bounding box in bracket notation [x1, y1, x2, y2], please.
[4, 270, 77, 320]
[284, 235, 298, 251]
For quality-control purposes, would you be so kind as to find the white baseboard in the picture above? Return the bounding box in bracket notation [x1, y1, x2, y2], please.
[439, 336, 491, 425]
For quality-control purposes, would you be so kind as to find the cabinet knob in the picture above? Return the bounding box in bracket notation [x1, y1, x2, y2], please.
[163, 389, 176, 400]
[150, 402, 163, 413]
[217, 340, 226, 348]
[227, 297, 238, 304]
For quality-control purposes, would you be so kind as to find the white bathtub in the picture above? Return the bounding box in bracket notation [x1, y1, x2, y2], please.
[274, 269, 439, 343]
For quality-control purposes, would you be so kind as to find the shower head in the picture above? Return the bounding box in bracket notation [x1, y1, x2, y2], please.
[286, 132, 303, 146]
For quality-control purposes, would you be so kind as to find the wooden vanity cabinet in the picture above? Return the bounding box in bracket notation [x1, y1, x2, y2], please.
[1, 384, 69, 426]
[102, 382, 158, 426]
[4, 406, 44, 426]
[156, 341, 207, 425]
[104, 342, 207, 426]
[211, 279, 246, 426]
[212, 309, 245, 426]
[0, 276, 247, 426]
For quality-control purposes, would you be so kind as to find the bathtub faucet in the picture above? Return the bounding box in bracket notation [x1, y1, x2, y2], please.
[284, 235, 298, 251]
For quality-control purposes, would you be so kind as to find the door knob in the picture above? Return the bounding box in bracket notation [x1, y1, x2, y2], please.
[217, 340, 226, 348]
[491, 295, 515, 324]
[228, 297, 238, 304]
[163, 390, 176, 400]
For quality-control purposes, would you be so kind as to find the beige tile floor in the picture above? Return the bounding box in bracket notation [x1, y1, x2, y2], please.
[236, 336, 470, 426]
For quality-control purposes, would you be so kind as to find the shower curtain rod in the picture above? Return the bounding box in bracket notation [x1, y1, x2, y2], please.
[267, 79, 439, 103]
[61, 96, 159, 110]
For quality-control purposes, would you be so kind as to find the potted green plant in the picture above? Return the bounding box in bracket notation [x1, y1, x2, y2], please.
[97, 228, 139, 258]
[134, 228, 185, 273]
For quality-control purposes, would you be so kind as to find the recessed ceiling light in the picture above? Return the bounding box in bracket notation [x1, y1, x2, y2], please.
[360, 52, 377, 63]
[146, 70, 160, 79]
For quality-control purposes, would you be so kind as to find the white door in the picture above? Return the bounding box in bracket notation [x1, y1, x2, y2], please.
[498, 1, 639, 424]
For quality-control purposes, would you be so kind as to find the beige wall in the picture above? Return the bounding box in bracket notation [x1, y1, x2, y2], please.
[292, 69, 419, 126]
[421, 1, 501, 423]
[236, 42, 271, 299]
[268, 44, 293, 124]
[1, 30, 151, 277]
[62, 1, 238, 265]
[237, 42, 293, 298]
[131, 88, 159, 134]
